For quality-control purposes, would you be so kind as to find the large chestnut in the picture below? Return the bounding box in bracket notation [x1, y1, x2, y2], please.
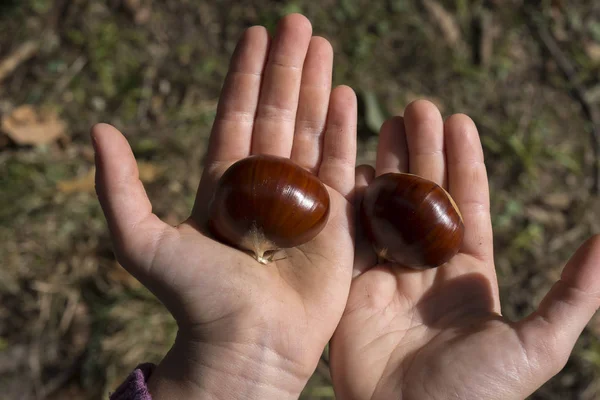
[360, 173, 464, 269]
[208, 155, 330, 264]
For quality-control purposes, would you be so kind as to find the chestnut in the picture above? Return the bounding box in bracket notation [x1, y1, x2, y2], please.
[208, 155, 330, 264]
[360, 173, 464, 269]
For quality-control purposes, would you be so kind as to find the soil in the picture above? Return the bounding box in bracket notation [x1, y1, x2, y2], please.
[1, 0, 600, 398]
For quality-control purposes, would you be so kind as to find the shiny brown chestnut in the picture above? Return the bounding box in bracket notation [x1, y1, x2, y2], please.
[360, 173, 464, 269]
[208, 155, 330, 264]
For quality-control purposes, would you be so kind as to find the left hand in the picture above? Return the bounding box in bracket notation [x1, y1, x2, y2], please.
[94, 14, 357, 399]
[329, 100, 600, 400]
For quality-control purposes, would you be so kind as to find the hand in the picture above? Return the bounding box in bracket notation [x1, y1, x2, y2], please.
[329, 100, 600, 400]
[93, 14, 357, 399]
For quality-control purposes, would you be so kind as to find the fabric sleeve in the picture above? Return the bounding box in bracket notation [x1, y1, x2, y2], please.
[109, 363, 155, 400]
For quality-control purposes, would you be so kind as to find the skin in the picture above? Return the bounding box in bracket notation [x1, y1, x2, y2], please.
[94, 13, 600, 399]
[330, 102, 600, 400]
[93, 14, 357, 399]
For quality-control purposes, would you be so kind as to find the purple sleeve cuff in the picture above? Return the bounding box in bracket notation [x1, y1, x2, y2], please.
[109, 363, 155, 400]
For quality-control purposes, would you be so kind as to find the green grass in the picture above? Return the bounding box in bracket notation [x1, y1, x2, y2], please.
[1, 0, 599, 398]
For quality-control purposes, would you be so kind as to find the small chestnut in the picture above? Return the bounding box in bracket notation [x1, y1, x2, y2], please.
[208, 155, 330, 264]
[360, 173, 464, 269]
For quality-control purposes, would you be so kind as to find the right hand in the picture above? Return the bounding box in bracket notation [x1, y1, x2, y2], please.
[330, 101, 600, 400]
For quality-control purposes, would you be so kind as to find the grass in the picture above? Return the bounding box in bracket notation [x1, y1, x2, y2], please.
[1, 0, 600, 398]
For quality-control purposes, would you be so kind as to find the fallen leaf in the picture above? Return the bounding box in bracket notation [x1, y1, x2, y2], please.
[137, 161, 163, 182]
[1, 105, 66, 146]
[57, 162, 163, 194]
[57, 168, 95, 194]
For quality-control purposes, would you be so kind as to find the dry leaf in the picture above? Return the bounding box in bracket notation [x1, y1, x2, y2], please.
[1, 105, 66, 146]
[57, 162, 163, 194]
[137, 161, 163, 182]
[57, 168, 95, 194]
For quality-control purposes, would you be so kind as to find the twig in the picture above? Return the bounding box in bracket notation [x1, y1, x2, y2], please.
[472, 8, 495, 68]
[52, 56, 87, 95]
[59, 291, 80, 334]
[524, 7, 600, 193]
[0, 40, 40, 83]
[422, 0, 465, 51]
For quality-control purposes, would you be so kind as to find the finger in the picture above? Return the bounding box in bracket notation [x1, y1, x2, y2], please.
[375, 116, 408, 176]
[354, 165, 377, 276]
[92, 124, 174, 275]
[192, 27, 270, 220]
[517, 235, 600, 378]
[251, 14, 313, 156]
[404, 99, 446, 186]
[444, 114, 493, 263]
[206, 26, 270, 165]
[290, 36, 333, 173]
[318, 85, 358, 198]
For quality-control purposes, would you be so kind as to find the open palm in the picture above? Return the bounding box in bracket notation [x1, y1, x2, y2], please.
[94, 14, 357, 397]
[330, 101, 600, 400]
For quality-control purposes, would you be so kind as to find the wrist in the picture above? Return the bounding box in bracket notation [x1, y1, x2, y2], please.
[147, 330, 310, 399]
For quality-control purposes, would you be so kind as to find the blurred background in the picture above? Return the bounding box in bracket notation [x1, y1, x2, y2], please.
[1, 0, 600, 398]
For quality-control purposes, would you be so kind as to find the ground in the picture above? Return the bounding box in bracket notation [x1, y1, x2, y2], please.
[1, 0, 600, 398]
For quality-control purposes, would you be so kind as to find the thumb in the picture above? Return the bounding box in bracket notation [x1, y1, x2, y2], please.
[92, 123, 174, 280]
[517, 235, 600, 379]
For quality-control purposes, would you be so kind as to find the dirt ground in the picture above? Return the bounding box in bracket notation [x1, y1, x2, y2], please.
[1, 0, 600, 398]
